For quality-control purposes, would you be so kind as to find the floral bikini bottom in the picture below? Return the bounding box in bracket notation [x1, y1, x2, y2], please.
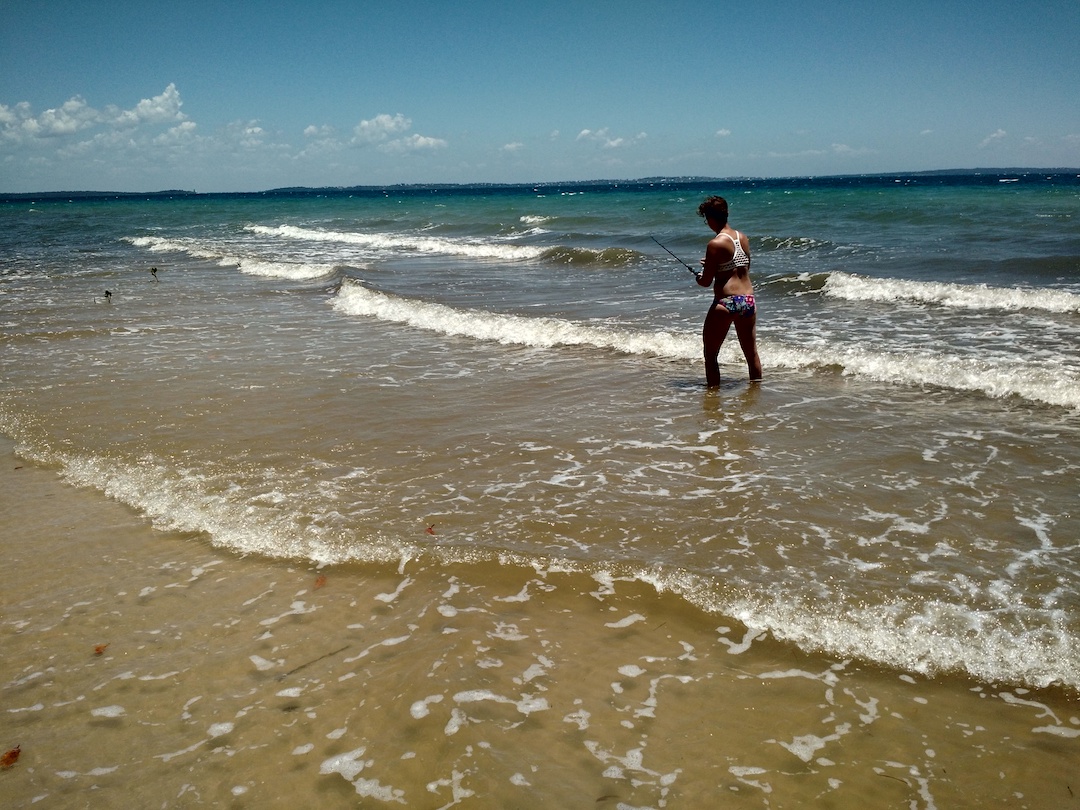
[714, 294, 756, 317]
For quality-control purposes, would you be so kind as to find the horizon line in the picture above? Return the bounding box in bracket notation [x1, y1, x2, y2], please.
[3, 167, 1079, 199]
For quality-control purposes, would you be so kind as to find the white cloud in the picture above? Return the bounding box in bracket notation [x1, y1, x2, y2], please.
[0, 88, 459, 191]
[1, 85, 187, 144]
[109, 83, 186, 128]
[304, 124, 335, 138]
[501, 142, 524, 152]
[715, 128, 731, 137]
[830, 143, 873, 156]
[0, 103, 20, 126]
[756, 149, 828, 159]
[352, 113, 411, 144]
[349, 113, 446, 153]
[978, 128, 1007, 148]
[41, 97, 100, 136]
[379, 133, 448, 154]
[576, 128, 646, 149]
[224, 119, 270, 149]
[153, 120, 199, 146]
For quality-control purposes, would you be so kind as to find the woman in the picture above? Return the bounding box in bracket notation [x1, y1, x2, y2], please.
[694, 196, 762, 385]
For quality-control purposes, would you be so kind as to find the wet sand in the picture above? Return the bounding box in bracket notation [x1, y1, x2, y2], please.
[3, 437, 1080, 808]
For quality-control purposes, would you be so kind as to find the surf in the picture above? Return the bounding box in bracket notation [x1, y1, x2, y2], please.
[6, 423, 1078, 692]
[246, 224, 547, 262]
[769, 341, 1080, 410]
[822, 270, 1080, 313]
[332, 280, 1080, 410]
[124, 235, 340, 280]
[331, 279, 696, 358]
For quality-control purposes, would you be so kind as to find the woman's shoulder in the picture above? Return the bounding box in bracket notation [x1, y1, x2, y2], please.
[708, 232, 736, 255]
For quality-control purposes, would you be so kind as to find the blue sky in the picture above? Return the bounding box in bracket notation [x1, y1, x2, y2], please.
[2, 0, 1078, 192]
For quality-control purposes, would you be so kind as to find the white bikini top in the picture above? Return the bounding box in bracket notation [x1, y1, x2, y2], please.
[717, 231, 750, 273]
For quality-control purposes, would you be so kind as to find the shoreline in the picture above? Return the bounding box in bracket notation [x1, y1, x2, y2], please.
[4, 437, 1080, 807]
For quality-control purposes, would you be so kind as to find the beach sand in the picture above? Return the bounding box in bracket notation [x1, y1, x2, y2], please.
[3, 437, 1080, 808]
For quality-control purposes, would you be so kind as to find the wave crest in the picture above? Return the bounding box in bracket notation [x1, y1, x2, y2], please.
[247, 224, 546, 261]
[540, 246, 641, 267]
[824, 271, 1080, 313]
[332, 280, 696, 357]
[771, 341, 1080, 410]
[125, 235, 338, 280]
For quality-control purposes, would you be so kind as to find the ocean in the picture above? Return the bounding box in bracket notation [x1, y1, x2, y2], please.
[2, 173, 1079, 807]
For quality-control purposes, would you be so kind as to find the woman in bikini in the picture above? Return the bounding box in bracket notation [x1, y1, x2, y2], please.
[694, 196, 763, 386]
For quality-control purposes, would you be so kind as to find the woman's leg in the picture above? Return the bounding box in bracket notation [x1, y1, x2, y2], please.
[733, 314, 762, 379]
[703, 303, 734, 386]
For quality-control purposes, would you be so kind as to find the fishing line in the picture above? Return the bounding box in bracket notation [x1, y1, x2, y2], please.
[650, 236, 699, 275]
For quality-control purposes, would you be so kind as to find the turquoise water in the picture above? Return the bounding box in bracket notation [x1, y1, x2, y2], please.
[2, 174, 1080, 806]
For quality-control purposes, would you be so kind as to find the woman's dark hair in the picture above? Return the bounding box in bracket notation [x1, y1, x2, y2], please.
[697, 196, 729, 226]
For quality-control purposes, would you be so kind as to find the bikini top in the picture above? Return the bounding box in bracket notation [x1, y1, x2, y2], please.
[717, 231, 750, 273]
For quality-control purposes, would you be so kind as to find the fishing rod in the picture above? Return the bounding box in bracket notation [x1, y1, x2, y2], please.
[650, 236, 700, 276]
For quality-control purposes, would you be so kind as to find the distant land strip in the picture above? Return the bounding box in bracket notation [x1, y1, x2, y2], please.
[3, 168, 1079, 201]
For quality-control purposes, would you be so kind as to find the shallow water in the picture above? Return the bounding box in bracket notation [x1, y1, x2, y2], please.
[2, 175, 1080, 806]
[3, 441, 1079, 807]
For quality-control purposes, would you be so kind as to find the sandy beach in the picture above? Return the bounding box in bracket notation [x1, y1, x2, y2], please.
[4, 436, 1080, 808]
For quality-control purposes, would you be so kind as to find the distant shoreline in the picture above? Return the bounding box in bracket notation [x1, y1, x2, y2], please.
[3, 168, 1078, 202]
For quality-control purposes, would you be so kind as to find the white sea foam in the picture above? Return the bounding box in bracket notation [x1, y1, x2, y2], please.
[333, 280, 1080, 409]
[777, 729, 850, 763]
[234, 258, 337, 280]
[125, 235, 337, 280]
[126, 235, 210, 256]
[410, 694, 445, 719]
[247, 224, 546, 261]
[320, 746, 368, 780]
[767, 341, 1080, 410]
[30, 448, 406, 567]
[606, 614, 646, 629]
[1033, 725, 1080, 738]
[9, 703, 45, 713]
[726, 593, 1080, 690]
[823, 271, 1080, 313]
[126, 234, 247, 269]
[332, 280, 695, 358]
[91, 705, 126, 718]
[452, 689, 550, 715]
